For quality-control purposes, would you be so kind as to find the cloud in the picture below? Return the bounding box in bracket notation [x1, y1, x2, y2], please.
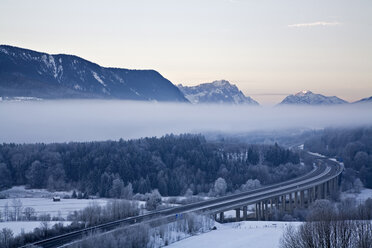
[0, 100, 371, 143]
[288, 21, 341, 28]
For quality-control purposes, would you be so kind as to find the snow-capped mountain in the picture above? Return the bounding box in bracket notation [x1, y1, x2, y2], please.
[0, 45, 188, 102]
[279, 90, 347, 105]
[177, 80, 259, 105]
[353, 96, 372, 104]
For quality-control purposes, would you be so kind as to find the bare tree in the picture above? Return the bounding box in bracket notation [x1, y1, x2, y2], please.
[24, 207, 36, 221]
[11, 199, 22, 221]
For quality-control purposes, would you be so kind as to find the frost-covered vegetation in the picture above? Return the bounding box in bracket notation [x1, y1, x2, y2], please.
[0, 199, 141, 248]
[280, 198, 372, 248]
[70, 213, 214, 248]
[0, 134, 304, 198]
[305, 126, 372, 189]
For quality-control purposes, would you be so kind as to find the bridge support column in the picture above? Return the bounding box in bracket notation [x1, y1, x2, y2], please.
[289, 193, 293, 212]
[283, 195, 286, 212]
[294, 191, 298, 209]
[324, 183, 328, 198]
[312, 187, 316, 202]
[317, 184, 323, 199]
[300, 190, 304, 208]
[219, 212, 224, 223]
[235, 208, 241, 222]
[243, 206, 248, 220]
[275, 197, 279, 210]
[265, 201, 269, 220]
[256, 202, 261, 220]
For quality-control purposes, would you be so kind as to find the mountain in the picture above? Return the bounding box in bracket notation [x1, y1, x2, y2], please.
[0, 45, 188, 102]
[353, 96, 372, 104]
[279, 90, 347, 105]
[177, 80, 259, 105]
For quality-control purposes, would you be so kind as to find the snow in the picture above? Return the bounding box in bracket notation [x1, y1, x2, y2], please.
[92, 71, 107, 87]
[0, 198, 109, 219]
[168, 221, 302, 248]
[307, 151, 326, 158]
[0, 221, 71, 236]
[341, 188, 372, 202]
[74, 84, 82, 90]
[0, 186, 71, 198]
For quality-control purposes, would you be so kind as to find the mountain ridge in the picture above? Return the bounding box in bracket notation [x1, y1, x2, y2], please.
[0, 45, 188, 102]
[178, 80, 259, 105]
[279, 90, 348, 105]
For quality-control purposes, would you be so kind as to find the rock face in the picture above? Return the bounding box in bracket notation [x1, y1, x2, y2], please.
[177, 80, 259, 105]
[0, 45, 188, 102]
[279, 90, 347, 105]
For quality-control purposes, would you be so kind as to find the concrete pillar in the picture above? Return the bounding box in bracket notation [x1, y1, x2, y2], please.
[243, 206, 248, 221]
[294, 191, 298, 209]
[289, 193, 293, 212]
[300, 190, 304, 208]
[265, 201, 269, 220]
[219, 212, 224, 222]
[255, 203, 259, 220]
[283, 195, 286, 212]
[324, 183, 327, 198]
[257, 202, 262, 220]
[236, 208, 241, 222]
[330, 178, 334, 193]
[317, 184, 323, 199]
[312, 186, 316, 201]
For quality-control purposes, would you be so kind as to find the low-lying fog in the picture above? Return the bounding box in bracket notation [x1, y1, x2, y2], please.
[0, 100, 371, 143]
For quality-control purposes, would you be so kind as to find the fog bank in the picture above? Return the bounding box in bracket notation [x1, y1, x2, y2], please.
[0, 100, 371, 143]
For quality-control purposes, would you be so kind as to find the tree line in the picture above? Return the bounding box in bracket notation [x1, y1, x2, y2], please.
[304, 126, 372, 189]
[0, 134, 302, 197]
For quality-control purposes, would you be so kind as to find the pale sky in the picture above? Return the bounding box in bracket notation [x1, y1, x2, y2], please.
[1, 0, 371, 105]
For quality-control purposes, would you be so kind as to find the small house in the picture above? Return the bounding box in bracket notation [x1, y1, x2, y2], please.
[53, 196, 61, 202]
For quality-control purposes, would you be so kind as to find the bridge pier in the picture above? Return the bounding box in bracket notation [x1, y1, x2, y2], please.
[294, 191, 298, 209]
[300, 190, 304, 208]
[317, 184, 323, 199]
[235, 208, 241, 222]
[219, 212, 224, 223]
[265, 201, 269, 220]
[289, 193, 293, 212]
[243, 206, 248, 220]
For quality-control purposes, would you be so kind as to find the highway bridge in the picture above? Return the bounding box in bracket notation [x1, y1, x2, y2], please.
[24, 155, 343, 248]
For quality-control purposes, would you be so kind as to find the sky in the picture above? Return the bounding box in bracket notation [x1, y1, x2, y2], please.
[1, 0, 371, 105]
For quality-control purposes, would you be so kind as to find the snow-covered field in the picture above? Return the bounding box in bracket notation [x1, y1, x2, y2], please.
[0, 197, 109, 219]
[0, 186, 72, 198]
[168, 221, 302, 248]
[0, 221, 71, 236]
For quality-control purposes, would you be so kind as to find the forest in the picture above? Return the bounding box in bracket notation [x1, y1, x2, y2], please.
[0, 134, 303, 197]
[304, 126, 372, 188]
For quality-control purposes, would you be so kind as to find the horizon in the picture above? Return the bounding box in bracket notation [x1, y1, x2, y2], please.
[1, 0, 371, 105]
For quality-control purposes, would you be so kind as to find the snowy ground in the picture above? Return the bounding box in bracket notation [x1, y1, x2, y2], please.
[168, 221, 302, 248]
[0, 186, 72, 198]
[341, 188, 372, 203]
[0, 198, 109, 219]
[0, 221, 71, 236]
